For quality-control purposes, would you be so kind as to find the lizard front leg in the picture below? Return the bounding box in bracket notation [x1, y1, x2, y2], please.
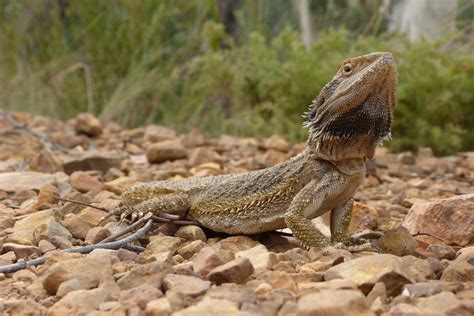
[284, 180, 331, 249]
[330, 198, 353, 245]
[331, 199, 381, 252]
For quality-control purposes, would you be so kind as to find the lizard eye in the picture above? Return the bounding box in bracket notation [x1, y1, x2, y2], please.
[342, 63, 353, 75]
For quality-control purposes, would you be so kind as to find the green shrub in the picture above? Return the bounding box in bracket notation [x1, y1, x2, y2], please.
[165, 26, 474, 155]
[1, 2, 472, 155]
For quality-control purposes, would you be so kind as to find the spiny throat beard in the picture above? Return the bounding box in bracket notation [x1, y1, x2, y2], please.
[305, 52, 398, 162]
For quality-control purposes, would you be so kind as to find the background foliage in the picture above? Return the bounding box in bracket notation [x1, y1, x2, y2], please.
[0, 0, 473, 155]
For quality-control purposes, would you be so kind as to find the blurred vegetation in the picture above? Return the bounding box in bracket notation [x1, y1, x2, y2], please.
[0, 0, 473, 155]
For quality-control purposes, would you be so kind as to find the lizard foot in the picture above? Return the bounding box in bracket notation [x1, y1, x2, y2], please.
[96, 201, 158, 226]
[117, 206, 187, 225]
[333, 241, 383, 253]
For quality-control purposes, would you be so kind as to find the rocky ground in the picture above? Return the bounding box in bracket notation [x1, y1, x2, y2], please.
[0, 111, 473, 316]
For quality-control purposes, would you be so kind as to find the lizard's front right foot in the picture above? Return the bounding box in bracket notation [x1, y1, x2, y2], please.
[333, 241, 383, 253]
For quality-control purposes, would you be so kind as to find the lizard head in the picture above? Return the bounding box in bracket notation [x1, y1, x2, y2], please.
[305, 52, 397, 161]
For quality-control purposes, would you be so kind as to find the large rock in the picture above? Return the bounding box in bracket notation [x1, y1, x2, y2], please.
[12, 269, 37, 283]
[349, 202, 378, 231]
[0, 172, 56, 192]
[118, 284, 163, 309]
[69, 171, 103, 193]
[144, 124, 176, 142]
[298, 279, 358, 294]
[177, 240, 207, 259]
[29, 148, 64, 174]
[72, 112, 103, 137]
[146, 297, 172, 316]
[175, 225, 207, 242]
[207, 257, 254, 285]
[84, 227, 111, 244]
[259, 271, 298, 293]
[324, 254, 434, 296]
[7, 209, 60, 245]
[42, 256, 113, 295]
[297, 290, 373, 316]
[403, 194, 474, 246]
[117, 261, 171, 290]
[62, 214, 92, 239]
[188, 148, 223, 166]
[0, 299, 46, 315]
[138, 235, 181, 264]
[206, 283, 256, 306]
[441, 246, 474, 282]
[263, 135, 290, 152]
[173, 297, 239, 316]
[2, 243, 41, 260]
[49, 284, 118, 315]
[162, 274, 211, 298]
[33, 219, 72, 243]
[147, 140, 187, 163]
[374, 226, 416, 256]
[236, 244, 277, 275]
[62, 151, 123, 174]
[415, 291, 472, 315]
[193, 247, 224, 277]
[218, 235, 259, 252]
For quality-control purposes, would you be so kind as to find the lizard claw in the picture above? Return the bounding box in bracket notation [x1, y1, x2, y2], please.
[120, 207, 136, 224]
[118, 213, 127, 225]
[98, 212, 115, 225]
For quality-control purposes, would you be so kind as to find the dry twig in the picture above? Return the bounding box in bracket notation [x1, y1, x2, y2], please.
[0, 219, 154, 274]
[412, 231, 446, 242]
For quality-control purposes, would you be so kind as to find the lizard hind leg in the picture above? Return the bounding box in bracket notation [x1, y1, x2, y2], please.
[124, 193, 190, 223]
[98, 201, 127, 225]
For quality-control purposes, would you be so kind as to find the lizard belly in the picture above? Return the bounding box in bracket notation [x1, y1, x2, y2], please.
[188, 199, 290, 235]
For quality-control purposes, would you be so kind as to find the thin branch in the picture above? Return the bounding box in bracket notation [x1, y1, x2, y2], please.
[123, 244, 145, 252]
[0, 219, 154, 274]
[57, 197, 111, 213]
[412, 231, 446, 242]
[99, 215, 151, 243]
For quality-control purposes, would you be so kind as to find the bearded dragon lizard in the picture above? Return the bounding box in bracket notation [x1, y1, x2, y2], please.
[108, 52, 398, 251]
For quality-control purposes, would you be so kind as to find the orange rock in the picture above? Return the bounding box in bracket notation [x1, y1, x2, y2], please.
[403, 194, 474, 246]
[349, 202, 379, 232]
[70, 171, 103, 193]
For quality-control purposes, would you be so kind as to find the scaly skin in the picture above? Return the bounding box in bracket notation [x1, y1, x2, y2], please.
[111, 52, 398, 251]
